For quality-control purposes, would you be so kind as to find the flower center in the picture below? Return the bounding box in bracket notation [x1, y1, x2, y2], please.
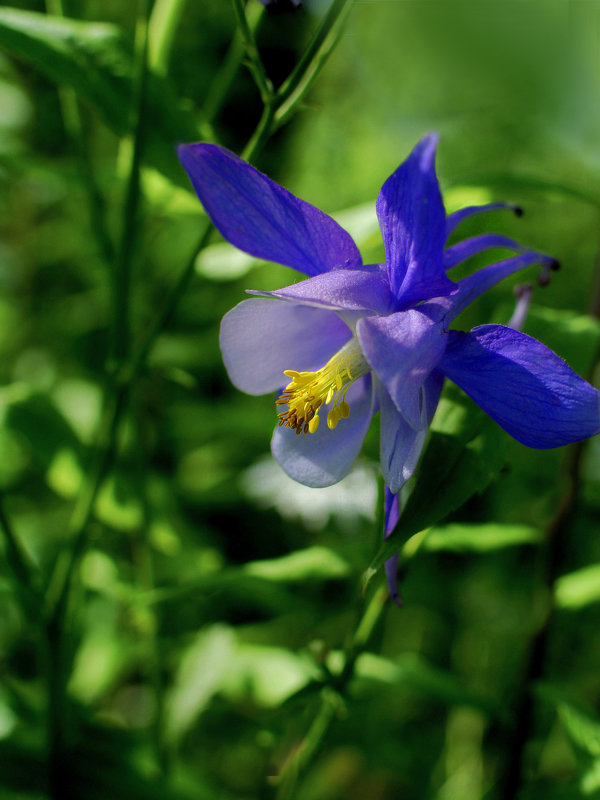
[276, 337, 370, 435]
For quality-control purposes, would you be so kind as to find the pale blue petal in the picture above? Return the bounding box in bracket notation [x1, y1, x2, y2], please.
[220, 299, 350, 394]
[247, 265, 393, 314]
[379, 373, 443, 493]
[271, 376, 375, 488]
[357, 310, 447, 429]
[178, 143, 362, 276]
[439, 325, 600, 448]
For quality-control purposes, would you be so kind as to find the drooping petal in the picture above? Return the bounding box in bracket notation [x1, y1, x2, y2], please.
[247, 265, 393, 314]
[443, 234, 522, 270]
[445, 202, 522, 238]
[439, 325, 600, 448]
[357, 310, 447, 429]
[378, 373, 443, 493]
[376, 134, 455, 305]
[220, 299, 350, 394]
[178, 143, 362, 276]
[271, 376, 375, 488]
[442, 251, 557, 323]
[384, 485, 400, 536]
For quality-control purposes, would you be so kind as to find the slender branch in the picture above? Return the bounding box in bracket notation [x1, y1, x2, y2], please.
[131, 388, 170, 777]
[273, 13, 348, 131]
[275, 0, 351, 105]
[203, 3, 264, 127]
[232, 0, 273, 103]
[44, 0, 115, 265]
[111, 0, 151, 367]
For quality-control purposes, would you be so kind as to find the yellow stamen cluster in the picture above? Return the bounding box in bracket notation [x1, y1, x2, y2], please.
[276, 337, 369, 435]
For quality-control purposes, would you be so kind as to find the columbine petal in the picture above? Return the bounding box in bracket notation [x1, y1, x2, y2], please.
[443, 234, 522, 270]
[378, 373, 443, 493]
[178, 143, 362, 276]
[439, 325, 600, 448]
[376, 134, 455, 305]
[357, 310, 447, 429]
[247, 265, 393, 314]
[271, 376, 375, 488]
[445, 202, 522, 238]
[220, 299, 350, 394]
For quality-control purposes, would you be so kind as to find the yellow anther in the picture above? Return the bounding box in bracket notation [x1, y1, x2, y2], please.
[276, 337, 369, 435]
[327, 405, 341, 429]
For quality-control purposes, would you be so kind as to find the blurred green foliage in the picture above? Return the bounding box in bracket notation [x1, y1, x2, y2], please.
[1, 1, 600, 799]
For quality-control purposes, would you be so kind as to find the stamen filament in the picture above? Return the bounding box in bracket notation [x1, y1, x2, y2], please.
[276, 337, 369, 435]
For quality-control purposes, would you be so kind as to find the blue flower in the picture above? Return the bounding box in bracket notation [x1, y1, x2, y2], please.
[178, 135, 600, 592]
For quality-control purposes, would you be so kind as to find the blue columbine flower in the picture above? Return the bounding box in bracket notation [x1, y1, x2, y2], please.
[178, 135, 600, 597]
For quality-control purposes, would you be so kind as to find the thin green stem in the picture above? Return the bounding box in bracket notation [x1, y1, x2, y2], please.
[148, 0, 187, 76]
[241, 101, 276, 162]
[274, 6, 349, 130]
[232, 0, 273, 103]
[271, 487, 389, 798]
[275, 688, 342, 800]
[276, 0, 351, 105]
[131, 389, 169, 777]
[45, 0, 115, 265]
[112, 0, 151, 367]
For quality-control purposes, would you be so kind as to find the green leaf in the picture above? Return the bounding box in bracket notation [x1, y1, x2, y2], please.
[405, 522, 542, 556]
[555, 564, 600, 610]
[0, 8, 198, 180]
[244, 546, 351, 582]
[165, 624, 237, 744]
[367, 391, 508, 576]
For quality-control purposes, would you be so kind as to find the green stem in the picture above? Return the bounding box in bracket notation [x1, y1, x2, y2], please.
[241, 101, 276, 162]
[203, 3, 264, 128]
[273, 7, 349, 130]
[148, 0, 188, 76]
[131, 390, 169, 777]
[232, 0, 273, 103]
[275, 688, 342, 800]
[112, 0, 151, 367]
[276, 0, 351, 105]
[44, 0, 115, 265]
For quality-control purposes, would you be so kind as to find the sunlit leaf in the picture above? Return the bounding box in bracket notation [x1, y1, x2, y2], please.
[165, 624, 236, 744]
[404, 522, 542, 557]
[555, 564, 600, 610]
[221, 643, 315, 708]
[244, 546, 351, 582]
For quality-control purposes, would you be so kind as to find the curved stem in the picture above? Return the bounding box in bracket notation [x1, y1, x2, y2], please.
[111, 0, 151, 367]
[276, 0, 351, 105]
[232, 0, 273, 103]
